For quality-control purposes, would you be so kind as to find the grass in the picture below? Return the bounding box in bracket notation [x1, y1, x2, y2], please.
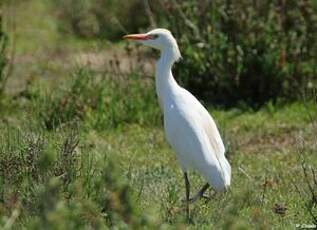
[0, 1, 316, 228]
[0, 66, 316, 228]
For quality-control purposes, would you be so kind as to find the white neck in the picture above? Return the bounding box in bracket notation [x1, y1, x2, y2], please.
[155, 48, 179, 106]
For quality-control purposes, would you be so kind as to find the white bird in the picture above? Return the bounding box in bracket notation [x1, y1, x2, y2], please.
[124, 28, 231, 220]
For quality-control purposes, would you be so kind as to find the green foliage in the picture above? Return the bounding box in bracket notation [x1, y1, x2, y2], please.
[0, 88, 316, 228]
[53, 0, 149, 40]
[0, 127, 158, 229]
[39, 68, 160, 130]
[155, 0, 317, 107]
[1, 1, 317, 227]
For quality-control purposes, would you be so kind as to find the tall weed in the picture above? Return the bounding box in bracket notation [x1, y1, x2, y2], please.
[0, 8, 8, 95]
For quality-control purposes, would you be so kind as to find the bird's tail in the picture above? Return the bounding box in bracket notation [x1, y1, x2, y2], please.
[204, 155, 231, 192]
[221, 157, 231, 189]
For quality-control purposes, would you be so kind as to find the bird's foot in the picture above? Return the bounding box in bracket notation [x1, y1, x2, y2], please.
[181, 192, 215, 204]
[189, 193, 214, 203]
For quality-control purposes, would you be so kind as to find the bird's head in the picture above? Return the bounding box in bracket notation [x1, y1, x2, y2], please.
[123, 28, 181, 62]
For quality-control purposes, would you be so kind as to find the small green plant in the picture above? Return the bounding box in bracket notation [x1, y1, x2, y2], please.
[293, 157, 317, 225]
[293, 97, 317, 225]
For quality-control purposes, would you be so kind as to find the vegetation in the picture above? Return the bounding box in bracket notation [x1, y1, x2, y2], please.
[38, 68, 159, 130]
[53, 0, 150, 40]
[0, 6, 8, 95]
[154, 0, 317, 106]
[51, 0, 317, 106]
[1, 66, 316, 228]
[0, 0, 316, 229]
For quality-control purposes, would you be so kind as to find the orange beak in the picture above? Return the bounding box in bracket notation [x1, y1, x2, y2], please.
[123, 34, 151, 40]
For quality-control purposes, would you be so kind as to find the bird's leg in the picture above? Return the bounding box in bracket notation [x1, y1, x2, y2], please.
[189, 183, 211, 203]
[183, 172, 190, 222]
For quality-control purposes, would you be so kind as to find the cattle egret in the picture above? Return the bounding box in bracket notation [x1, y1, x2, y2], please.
[124, 28, 231, 220]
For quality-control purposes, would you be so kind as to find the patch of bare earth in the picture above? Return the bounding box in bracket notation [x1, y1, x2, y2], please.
[6, 45, 155, 94]
[237, 123, 316, 154]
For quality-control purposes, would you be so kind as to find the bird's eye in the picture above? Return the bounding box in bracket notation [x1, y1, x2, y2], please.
[150, 34, 159, 39]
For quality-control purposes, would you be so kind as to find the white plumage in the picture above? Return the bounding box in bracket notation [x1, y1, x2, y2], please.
[124, 28, 231, 219]
[163, 85, 231, 191]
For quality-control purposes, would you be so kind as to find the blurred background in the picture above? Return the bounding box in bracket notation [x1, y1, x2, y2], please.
[2, 0, 316, 107]
[0, 0, 316, 228]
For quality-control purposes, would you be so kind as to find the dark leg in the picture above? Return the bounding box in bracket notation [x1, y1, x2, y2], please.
[189, 183, 211, 203]
[183, 172, 190, 222]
